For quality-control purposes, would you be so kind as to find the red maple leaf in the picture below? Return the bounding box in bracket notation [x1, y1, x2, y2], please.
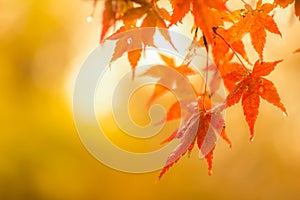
[158, 108, 199, 179]
[159, 95, 231, 179]
[226, 60, 287, 139]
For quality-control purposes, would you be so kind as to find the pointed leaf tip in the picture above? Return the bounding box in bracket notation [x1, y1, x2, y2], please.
[293, 48, 300, 53]
[283, 111, 288, 117]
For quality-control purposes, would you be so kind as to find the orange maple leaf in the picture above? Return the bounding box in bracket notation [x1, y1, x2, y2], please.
[170, 0, 228, 44]
[169, 0, 192, 25]
[107, 27, 153, 79]
[192, 0, 228, 44]
[140, 54, 196, 108]
[100, 0, 134, 42]
[220, 59, 248, 91]
[228, 0, 281, 60]
[107, 1, 175, 79]
[226, 60, 287, 139]
[121, 1, 174, 45]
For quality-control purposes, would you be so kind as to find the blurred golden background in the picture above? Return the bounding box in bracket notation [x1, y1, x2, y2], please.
[1, 0, 300, 199]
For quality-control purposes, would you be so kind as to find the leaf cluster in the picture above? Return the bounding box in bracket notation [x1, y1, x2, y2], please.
[89, 0, 299, 178]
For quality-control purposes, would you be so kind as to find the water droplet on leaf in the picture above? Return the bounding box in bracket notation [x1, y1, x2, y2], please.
[127, 38, 132, 44]
[86, 16, 93, 23]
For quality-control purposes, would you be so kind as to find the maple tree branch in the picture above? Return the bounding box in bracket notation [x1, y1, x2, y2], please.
[88, 0, 292, 179]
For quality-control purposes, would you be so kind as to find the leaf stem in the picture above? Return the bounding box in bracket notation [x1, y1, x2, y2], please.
[202, 34, 209, 111]
[212, 27, 250, 73]
[194, 27, 199, 40]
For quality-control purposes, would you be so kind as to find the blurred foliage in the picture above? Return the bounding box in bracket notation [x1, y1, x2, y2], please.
[1, 0, 300, 199]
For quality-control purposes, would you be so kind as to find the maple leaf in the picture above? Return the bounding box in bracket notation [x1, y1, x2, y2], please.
[196, 107, 232, 175]
[159, 110, 199, 179]
[226, 60, 287, 139]
[107, 27, 152, 79]
[122, 1, 174, 45]
[140, 54, 196, 108]
[221, 61, 248, 91]
[169, 0, 192, 25]
[141, 10, 175, 49]
[107, 1, 176, 79]
[170, 0, 228, 44]
[122, 6, 149, 27]
[228, 0, 281, 60]
[192, 0, 228, 44]
[100, 0, 134, 42]
[159, 94, 231, 178]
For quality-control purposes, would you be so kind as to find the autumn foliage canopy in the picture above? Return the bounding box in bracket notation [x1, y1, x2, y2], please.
[89, 0, 299, 178]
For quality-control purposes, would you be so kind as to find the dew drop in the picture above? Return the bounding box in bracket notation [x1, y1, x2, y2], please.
[283, 112, 287, 117]
[86, 16, 93, 23]
[127, 37, 132, 44]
